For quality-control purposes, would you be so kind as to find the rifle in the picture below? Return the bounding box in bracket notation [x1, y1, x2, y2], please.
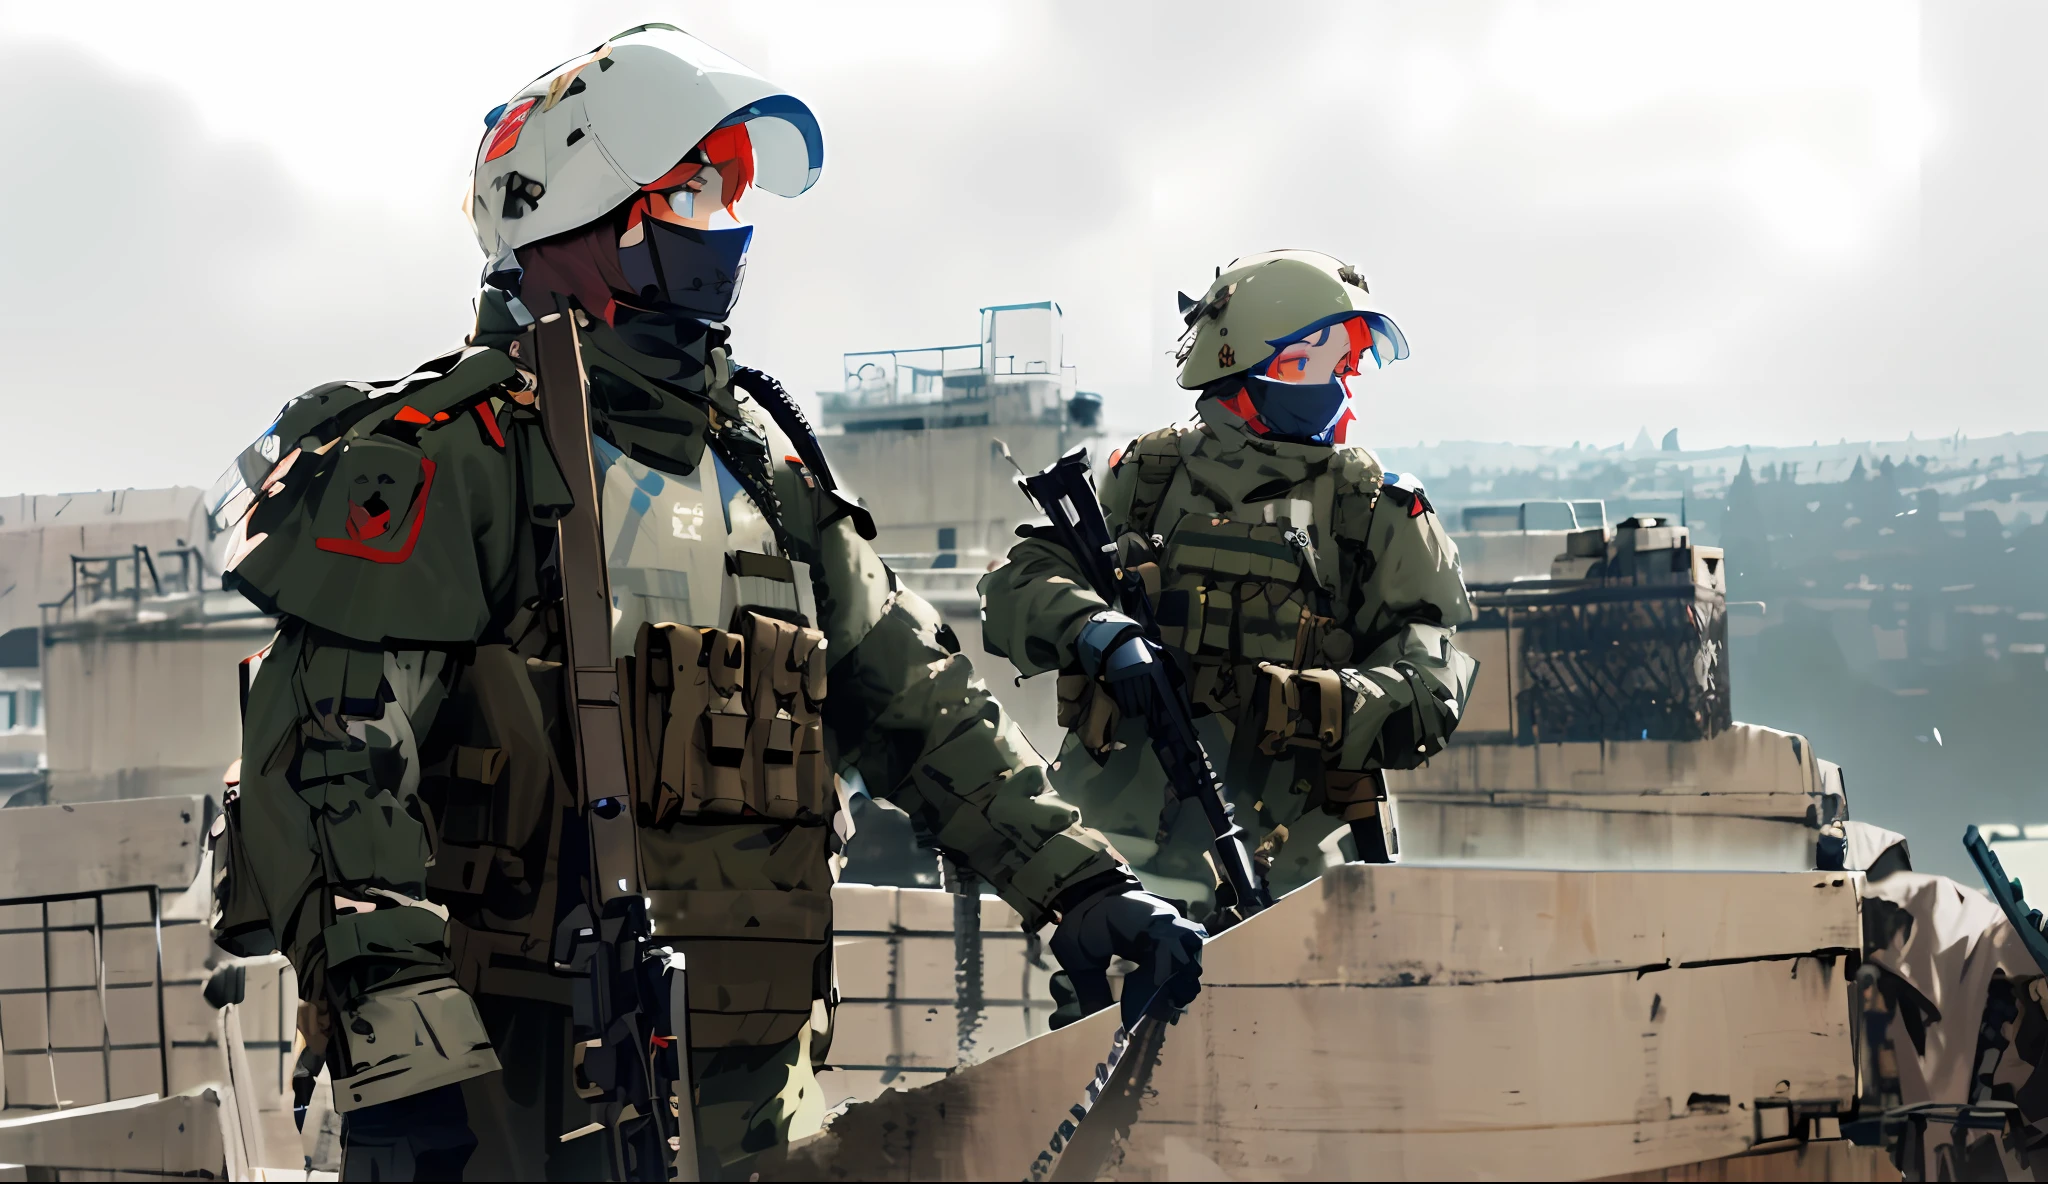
[1011, 446, 1271, 926]
[531, 310, 700, 1181]
[1965, 825, 2048, 977]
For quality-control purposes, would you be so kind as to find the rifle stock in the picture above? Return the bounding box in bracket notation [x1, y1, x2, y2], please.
[1015, 447, 1271, 925]
[531, 311, 699, 1181]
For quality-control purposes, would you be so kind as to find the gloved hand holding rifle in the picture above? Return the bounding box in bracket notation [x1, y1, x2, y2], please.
[1014, 446, 1273, 932]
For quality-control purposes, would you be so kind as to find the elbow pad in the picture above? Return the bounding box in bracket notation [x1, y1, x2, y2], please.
[1375, 644, 1478, 769]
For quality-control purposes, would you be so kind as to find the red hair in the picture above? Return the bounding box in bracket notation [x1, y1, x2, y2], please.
[1216, 314, 1374, 441]
[1331, 318, 1376, 441]
[1338, 315, 1372, 376]
[637, 122, 756, 222]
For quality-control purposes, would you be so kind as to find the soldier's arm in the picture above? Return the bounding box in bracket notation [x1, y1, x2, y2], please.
[976, 441, 1145, 678]
[976, 537, 1108, 678]
[234, 632, 457, 1006]
[215, 354, 530, 1101]
[806, 510, 1125, 925]
[1329, 487, 1477, 770]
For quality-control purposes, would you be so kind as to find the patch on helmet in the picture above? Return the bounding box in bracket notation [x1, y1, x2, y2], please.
[483, 99, 537, 164]
[1217, 344, 1235, 368]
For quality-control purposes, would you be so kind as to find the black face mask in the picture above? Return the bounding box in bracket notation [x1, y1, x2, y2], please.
[1247, 375, 1349, 444]
[617, 221, 753, 322]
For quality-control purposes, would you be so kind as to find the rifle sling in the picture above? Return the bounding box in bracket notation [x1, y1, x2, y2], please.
[531, 312, 644, 906]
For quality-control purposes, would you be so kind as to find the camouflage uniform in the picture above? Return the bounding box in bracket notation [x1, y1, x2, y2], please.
[979, 254, 1475, 911]
[211, 290, 1125, 1173]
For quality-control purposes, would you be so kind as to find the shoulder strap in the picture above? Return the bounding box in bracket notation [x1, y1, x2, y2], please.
[729, 365, 878, 541]
[1124, 426, 1189, 538]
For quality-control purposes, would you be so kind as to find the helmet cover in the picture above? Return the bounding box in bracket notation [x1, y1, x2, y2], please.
[467, 23, 823, 275]
[1175, 251, 1406, 389]
[1175, 251, 1408, 444]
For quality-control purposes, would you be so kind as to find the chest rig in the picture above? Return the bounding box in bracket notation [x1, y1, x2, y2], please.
[567, 339, 849, 1050]
[1119, 425, 1383, 717]
[582, 355, 838, 832]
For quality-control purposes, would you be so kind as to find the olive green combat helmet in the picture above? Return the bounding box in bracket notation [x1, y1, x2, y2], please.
[1174, 250, 1408, 389]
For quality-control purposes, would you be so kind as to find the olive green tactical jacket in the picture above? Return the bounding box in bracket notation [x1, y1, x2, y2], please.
[215, 306, 1120, 1039]
[979, 399, 1472, 894]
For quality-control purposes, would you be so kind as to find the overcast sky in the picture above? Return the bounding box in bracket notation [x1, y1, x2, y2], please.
[2, 1, 2043, 495]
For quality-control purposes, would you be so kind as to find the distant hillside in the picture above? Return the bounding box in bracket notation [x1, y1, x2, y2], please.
[1379, 430, 2048, 495]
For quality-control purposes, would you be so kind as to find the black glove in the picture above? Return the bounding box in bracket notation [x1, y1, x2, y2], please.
[1050, 875, 1206, 1030]
[1075, 611, 1165, 718]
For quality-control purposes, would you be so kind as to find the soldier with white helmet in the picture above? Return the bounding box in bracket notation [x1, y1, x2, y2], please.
[208, 25, 1200, 1179]
[981, 251, 1477, 917]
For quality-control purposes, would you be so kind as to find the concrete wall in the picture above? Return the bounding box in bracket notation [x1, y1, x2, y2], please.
[0, 796, 319, 1173]
[40, 595, 271, 804]
[817, 377, 1107, 568]
[0, 797, 1033, 1172]
[1451, 528, 1575, 583]
[0, 798, 215, 1114]
[1392, 722, 1830, 871]
[765, 865, 1866, 1182]
[819, 885, 1059, 1115]
[822, 421, 1074, 563]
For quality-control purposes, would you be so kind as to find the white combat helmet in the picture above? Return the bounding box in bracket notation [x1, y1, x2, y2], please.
[467, 23, 823, 276]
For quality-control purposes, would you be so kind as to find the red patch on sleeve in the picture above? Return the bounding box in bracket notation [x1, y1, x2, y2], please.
[393, 405, 432, 425]
[345, 502, 392, 541]
[316, 460, 436, 565]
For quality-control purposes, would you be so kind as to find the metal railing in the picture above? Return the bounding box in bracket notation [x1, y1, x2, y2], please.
[39, 546, 214, 627]
[827, 347, 1079, 414]
[833, 344, 983, 409]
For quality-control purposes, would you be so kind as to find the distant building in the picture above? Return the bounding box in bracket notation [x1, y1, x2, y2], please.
[0, 488, 216, 803]
[815, 302, 1107, 738]
[817, 301, 1105, 610]
[0, 488, 209, 636]
[0, 624, 41, 792]
[817, 303, 1108, 888]
[1385, 431, 2048, 878]
[37, 562, 268, 805]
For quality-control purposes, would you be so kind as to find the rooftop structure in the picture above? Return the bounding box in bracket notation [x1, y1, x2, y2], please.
[823, 301, 1086, 433]
[818, 303, 1103, 608]
[0, 492, 223, 801]
[0, 488, 209, 638]
[36, 581, 268, 806]
[817, 302, 1106, 755]
[1403, 437, 2048, 882]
